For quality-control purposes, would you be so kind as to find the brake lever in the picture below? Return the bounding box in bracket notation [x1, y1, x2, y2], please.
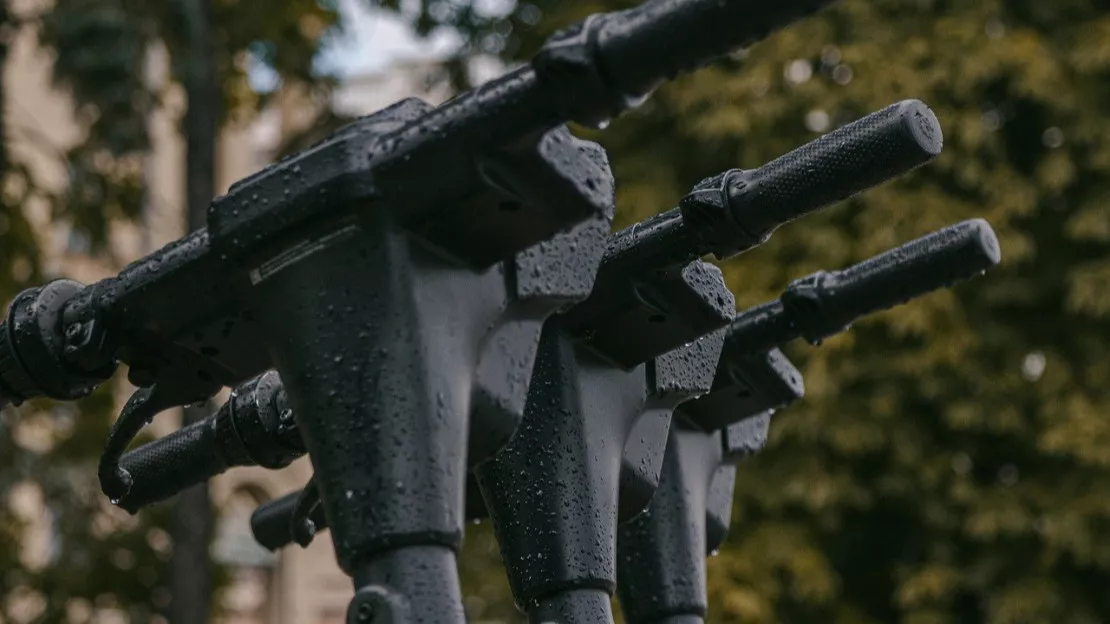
[291, 479, 323, 548]
[98, 375, 220, 503]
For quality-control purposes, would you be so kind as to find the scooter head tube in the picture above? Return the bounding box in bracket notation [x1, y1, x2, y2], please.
[616, 352, 800, 624]
[238, 117, 613, 622]
[475, 260, 731, 619]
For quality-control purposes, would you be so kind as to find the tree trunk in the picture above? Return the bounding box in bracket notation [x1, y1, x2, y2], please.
[167, 0, 218, 621]
[181, 0, 217, 235]
[0, 0, 9, 178]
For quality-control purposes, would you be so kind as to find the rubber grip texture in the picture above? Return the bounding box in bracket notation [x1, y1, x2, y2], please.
[731, 99, 943, 239]
[729, 219, 1001, 350]
[819, 218, 1000, 316]
[117, 417, 228, 513]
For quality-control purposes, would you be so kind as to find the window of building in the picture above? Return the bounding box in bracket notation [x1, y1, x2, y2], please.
[66, 227, 92, 255]
[213, 486, 281, 624]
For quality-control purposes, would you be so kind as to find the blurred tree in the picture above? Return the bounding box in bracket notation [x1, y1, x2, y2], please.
[0, 0, 339, 620]
[391, 0, 1110, 622]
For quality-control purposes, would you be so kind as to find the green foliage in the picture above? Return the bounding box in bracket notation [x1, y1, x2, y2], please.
[36, 0, 339, 251]
[458, 523, 520, 622]
[0, 160, 51, 302]
[403, 0, 1110, 621]
[38, 0, 157, 249]
[0, 387, 177, 621]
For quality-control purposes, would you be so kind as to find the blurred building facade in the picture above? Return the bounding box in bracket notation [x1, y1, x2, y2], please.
[4, 4, 476, 620]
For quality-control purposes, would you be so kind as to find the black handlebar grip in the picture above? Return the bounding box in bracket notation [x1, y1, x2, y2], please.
[596, 0, 842, 99]
[726, 219, 1001, 353]
[720, 100, 943, 251]
[815, 217, 999, 310]
[116, 415, 228, 513]
[785, 218, 1001, 343]
[250, 490, 330, 551]
[113, 371, 303, 514]
[251, 492, 300, 551]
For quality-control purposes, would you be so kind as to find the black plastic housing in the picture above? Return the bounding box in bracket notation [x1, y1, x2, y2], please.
[614, 219, 1004, 623]
[475, 262, 732, 617]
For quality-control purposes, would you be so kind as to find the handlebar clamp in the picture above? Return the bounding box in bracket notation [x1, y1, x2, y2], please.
[0, 279, 116, 406]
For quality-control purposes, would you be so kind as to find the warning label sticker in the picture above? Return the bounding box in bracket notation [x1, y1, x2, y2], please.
[249, 220, 362, 285]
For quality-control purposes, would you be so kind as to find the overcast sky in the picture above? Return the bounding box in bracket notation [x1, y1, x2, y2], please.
[314, 0, 463, 77]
